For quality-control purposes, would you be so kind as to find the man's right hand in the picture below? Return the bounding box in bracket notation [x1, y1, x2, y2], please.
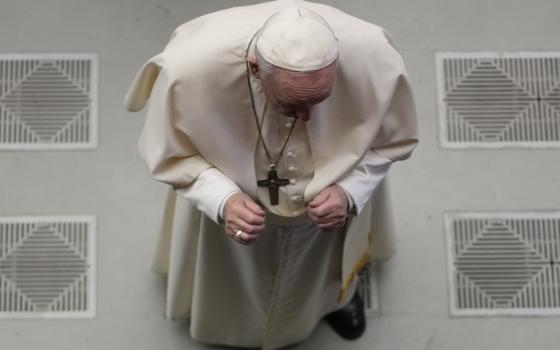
[223, 193, 266, 245]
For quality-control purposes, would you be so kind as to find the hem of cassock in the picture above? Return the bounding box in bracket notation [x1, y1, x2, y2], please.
[189, 333, 311, 350]
[187, 291, 359, 350]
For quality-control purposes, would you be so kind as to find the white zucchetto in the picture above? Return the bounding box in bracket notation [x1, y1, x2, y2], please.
[256, 7, 339, 72]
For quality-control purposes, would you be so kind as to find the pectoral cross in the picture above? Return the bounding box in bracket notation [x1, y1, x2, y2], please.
[257, 164, 289, 205]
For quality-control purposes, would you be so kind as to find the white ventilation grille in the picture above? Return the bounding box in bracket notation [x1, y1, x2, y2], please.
[0, 54, 98, 150]
[436, 52, 560, 148]
[358, 263, 379, 316]
[445, 212, 560, 316]
[0, 216, 95, 318]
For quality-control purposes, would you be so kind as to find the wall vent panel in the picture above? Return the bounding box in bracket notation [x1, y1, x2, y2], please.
[445, 212, 560, 316]
[0, 216, 96, 319]
[436, 52, 560, 148]
[0, 54, 98, 150]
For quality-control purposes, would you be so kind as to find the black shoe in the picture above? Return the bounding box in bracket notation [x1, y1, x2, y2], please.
[325, 291, 366, 340]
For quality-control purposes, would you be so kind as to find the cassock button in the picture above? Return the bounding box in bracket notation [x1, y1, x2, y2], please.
[289, 179, 296, 185]
[291, 195, 303, 202]
[288, 166, 297, 172]
[286, 150, 296, 158]
[284, 121, 294, 128]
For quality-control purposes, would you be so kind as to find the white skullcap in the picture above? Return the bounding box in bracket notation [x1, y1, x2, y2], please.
[256, 7, 339, 72]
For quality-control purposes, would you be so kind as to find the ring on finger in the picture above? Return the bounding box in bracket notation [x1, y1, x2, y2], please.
[234, 229, 245, 241]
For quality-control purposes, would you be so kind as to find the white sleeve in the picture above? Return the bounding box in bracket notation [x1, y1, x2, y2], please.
[336, 150, 392, 215]
[175, 168, 241, 224]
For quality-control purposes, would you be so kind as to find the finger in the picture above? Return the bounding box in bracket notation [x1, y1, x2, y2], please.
[309, 190, 330, 208]
[308, 213, 340, 228]
[307, 210, 318, 222]
[235, 221, 266, 235]
[237, 207, 265, 226]
[308, 203, 339, 218]
[308, 208, 334, 222]
[244, 198, 266, 216]
[233, 230, 261, 245]
[227, 214, 265, 234]
[318, 220, 345, 230]
[225, 214, 265, 235]
[309, 200, 337, 218]
[315, 213, 345, 225]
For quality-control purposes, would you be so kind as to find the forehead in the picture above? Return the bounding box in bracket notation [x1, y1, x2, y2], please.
[271, 66, 335, 106]
[276, 92, 331, 109]
[274, 65, 334, 83]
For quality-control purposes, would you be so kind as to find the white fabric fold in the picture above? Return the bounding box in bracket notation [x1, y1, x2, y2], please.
[176, 168, 241, 223]
[336, 150, 392, 215]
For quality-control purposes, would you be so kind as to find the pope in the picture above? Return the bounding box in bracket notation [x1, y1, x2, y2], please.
[125, 1, 418, 349]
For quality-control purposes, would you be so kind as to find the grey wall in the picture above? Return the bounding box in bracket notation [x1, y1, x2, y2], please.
[0, 0, 559, 349]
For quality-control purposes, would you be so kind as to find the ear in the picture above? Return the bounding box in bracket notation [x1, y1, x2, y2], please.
[246, 57, 260, 78]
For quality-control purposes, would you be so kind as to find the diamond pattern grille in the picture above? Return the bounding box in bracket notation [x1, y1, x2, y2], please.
[0, 216, 95, 318]
[0, 54, 97, 150]
[446, 213, 560, 316]
[436, 52, 560, 148]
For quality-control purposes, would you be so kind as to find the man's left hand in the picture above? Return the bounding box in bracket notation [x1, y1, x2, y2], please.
[308, 184, 348, 230]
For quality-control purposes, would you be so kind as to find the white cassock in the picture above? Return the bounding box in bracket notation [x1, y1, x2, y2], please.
[124, 1, 418, 349]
